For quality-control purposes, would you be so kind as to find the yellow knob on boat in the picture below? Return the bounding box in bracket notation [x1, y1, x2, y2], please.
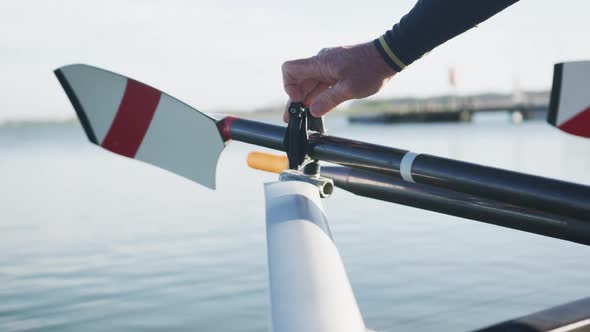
[247, 151, 289, 174]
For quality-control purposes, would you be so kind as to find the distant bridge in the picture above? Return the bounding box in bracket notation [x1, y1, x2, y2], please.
[348, 101, 549, 124]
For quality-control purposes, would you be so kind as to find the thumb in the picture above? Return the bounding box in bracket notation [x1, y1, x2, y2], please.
[309, 82, 351, 117]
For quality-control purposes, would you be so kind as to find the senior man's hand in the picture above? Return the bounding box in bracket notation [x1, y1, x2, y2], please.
[281, 42, 397, 121]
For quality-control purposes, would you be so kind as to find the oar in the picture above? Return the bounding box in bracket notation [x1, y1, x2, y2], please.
[547, 60, 590, 139]
[55, 64, 590, 244]
[247, 151, 590, 246]
[225, 118, 590, 222]
[55, 64, 225, 189]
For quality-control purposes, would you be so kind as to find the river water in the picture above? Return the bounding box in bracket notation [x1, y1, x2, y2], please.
[1, 115, 589, 331]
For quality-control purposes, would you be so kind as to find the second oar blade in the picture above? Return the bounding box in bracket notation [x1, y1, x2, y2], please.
[547, 60, 590, 139]
[55, 64, 225, 189]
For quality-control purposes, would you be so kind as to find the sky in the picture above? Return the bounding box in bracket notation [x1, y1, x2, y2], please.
[1, 0, 589, 122]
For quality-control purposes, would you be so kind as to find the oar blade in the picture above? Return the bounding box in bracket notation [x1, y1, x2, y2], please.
[548, 61, 590, 139]
[55, 64, 225, 189]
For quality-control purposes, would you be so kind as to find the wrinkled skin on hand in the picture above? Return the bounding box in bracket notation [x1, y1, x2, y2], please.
[281, 42, 397, 121]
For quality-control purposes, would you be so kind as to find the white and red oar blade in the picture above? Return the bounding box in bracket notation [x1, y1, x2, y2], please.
[548, 61, 590, 139]
[54, 64, 225, 189]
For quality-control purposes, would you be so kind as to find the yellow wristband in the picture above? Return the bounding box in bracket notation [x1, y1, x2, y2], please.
[378, 36, 406, 70]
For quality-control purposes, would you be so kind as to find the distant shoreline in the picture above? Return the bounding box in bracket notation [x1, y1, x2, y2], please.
[1, 90, 548, 127]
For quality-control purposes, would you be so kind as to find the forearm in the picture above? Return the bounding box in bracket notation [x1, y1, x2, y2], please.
[375, 0, 519, 71]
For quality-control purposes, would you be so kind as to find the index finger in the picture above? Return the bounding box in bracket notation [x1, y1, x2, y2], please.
[282, 57, 323, 101]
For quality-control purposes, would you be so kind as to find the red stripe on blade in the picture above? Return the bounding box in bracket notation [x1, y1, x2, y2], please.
[559, 106, 590, 139]
[101, 80, 161, 157]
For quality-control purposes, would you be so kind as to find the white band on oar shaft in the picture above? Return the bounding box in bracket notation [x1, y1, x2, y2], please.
[400, 151, 419, 183]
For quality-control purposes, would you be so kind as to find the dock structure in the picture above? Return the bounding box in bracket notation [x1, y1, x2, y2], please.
[347, 91, 549, 124]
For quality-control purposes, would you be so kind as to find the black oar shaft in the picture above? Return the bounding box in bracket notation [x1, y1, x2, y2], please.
[322, 166, 590, 246]
[310, 135, 590, 221]
[228, 118, 590, 222]
[229, 118, 285, 151]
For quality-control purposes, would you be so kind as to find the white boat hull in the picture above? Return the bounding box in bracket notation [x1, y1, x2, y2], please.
[265, 180, 366, 332]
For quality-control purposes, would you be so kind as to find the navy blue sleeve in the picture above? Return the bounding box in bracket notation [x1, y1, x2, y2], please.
[374, 0, 519, 72]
